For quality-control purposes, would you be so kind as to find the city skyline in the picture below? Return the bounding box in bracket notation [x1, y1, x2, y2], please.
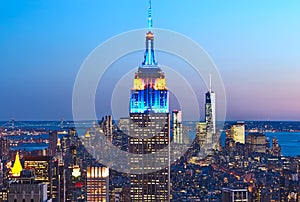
[1, 0, 300, 121]
[1, 2, 300, 201]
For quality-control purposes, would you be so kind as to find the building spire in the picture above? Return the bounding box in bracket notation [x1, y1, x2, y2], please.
[11, 152, 23, 177]
[148, 0, 152, 31]
[142, 0, 157, 66]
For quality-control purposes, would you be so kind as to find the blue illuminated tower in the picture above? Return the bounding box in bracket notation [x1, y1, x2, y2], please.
[129, 0, 170, 201]
[129, 0, 168, 114]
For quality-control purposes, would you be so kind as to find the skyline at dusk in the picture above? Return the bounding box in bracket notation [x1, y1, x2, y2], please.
[1, 2, 300, 201]
[1, 0, 300, 121]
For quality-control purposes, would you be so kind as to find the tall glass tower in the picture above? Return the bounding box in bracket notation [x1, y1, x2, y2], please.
[205, 76, 216, 144]
[129, 1, 170, 201]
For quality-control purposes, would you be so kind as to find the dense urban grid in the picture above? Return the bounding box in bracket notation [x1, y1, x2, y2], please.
[0, 120, 300, 201]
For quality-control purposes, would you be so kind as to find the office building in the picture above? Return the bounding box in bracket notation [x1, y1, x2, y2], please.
[8, 170, 48, 202]
[246, 133, 267, 153]
[222, 188, 248, 202]
[128, 1, 170, 201]
[172, 110, 183, 144]
[0, 137, 8, 161]
[24, 156, 53, 198]
[49, 130, 58, 157]
[196, 122, 207, 147]
[205, 76, 216, 136]
[227, 121, 245, 144]
[86, 165, 109, 202]
[271, 137, 282, 157]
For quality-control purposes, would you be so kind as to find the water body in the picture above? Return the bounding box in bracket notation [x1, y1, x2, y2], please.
[218, 132, 300, 157]
[2, 121, 300, 156]
[10, 143, 48, 152]
[8, 132, 300, 156]
[265, 132, 300, 157]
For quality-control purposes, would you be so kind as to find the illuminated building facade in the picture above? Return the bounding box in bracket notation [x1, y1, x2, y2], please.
[24, 156, 52, 198]
[172, 110, 183, 144]
[24, 156, 51, 182]
[129, 1, 170, 201]
[227, 121, 245, 144]
[0, 187, 8, 202]
[196, 122, 207, 147]
[86, 165, 109, 202]
[246, 133, 266, 153]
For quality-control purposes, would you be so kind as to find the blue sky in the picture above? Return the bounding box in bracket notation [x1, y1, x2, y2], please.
[0, 0, 300, 121]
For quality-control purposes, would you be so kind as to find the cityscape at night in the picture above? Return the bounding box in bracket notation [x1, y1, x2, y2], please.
[1, 0, 300, 202]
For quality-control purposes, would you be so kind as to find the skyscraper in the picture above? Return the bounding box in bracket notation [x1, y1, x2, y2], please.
[246, 133, 267, 153]
[86, 165, 109, 202]
[205, 76, 216, 138]
[227, 121, 245, 144]
[8, 170, 48, 202]
[0, 137, 8, 160]
[24, 156, 53, 198]
[49, 130, 58, 157]
[172, 110, 183, 144]
[196, 122, 207, 147]
[128, 1, 170, 201]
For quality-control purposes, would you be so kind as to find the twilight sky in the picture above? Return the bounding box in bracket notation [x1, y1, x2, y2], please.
[0, 0, 300, 121]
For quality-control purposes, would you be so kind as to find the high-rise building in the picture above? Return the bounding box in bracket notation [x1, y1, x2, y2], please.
[100, 115, 113, 142]
[227, 121, 245, 144]
[86, 165, 109, 202]
[222, 188, 248, 202]
[0, 137, 8, 160]
[84, 130, 92, 148]
[205, 76, 216, 136]
[23, 156, 53, 198]
[196, 122, 206, 147]
[0, 137, 9, 187]
[52, 138, 66, 202]
[172, 110, 183, 144]
[128, 1, 170, 201]
[246, 133, 267, 153]
[8, 170, 48, 202]
[49, 130, 58, 157]
[271, 137, 282, 157]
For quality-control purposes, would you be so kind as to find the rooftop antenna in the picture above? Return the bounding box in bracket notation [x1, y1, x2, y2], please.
[148, 0, 153, 31]
[142, 0, 157, 66]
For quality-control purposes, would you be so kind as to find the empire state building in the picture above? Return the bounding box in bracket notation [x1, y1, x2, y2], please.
[128, 0, 170, 201]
